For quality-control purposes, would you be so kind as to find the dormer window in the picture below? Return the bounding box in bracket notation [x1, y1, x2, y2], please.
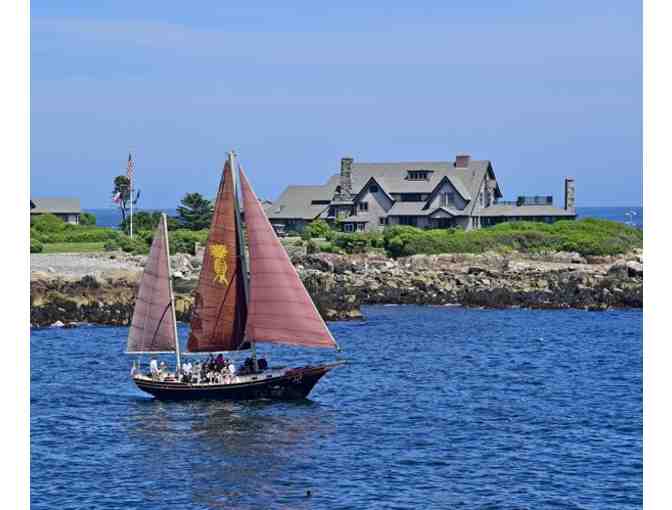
[369, 184, 379, 193]
[440, 192, 455, 207]
[406, 170, 431, 181]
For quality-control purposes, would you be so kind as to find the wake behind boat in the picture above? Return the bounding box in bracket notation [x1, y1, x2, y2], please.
[126, 152, 343, 400]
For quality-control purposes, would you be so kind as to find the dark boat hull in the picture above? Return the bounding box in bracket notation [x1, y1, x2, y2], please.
[132, 363, 341, 401]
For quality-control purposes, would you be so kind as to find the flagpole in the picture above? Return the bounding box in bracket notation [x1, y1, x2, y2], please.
[129, 153, 134, 239]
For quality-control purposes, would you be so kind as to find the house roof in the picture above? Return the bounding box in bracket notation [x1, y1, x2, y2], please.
[30, 197, 81, 214]
[386, 202, 430, 216]
[478, 203, 576, 217]
[266, 185, 335, 220]
[269, 159, 498, 220]
[347, 161, 490, 199]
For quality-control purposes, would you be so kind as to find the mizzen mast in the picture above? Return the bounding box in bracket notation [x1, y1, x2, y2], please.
[162, 213, 182, 372]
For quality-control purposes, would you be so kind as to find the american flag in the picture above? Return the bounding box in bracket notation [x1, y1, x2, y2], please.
[127, 152, 134, 181]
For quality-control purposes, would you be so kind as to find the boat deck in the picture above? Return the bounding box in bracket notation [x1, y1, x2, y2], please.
[133, 366, 294, 387]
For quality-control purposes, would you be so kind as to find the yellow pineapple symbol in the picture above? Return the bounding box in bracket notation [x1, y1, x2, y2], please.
[209, 244, 229, 285]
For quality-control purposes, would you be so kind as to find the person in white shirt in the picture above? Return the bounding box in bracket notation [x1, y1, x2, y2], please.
[149, 358, 159, 378]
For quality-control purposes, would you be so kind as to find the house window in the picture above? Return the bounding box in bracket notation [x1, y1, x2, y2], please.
[399, 216, 417, 226]
[344, 223, 354, 232]
[311, 200, 330, 205]
[356, 223, 365, 231]
[358, 202, 369, 212]
[440, 192, 455, 207]
[407, 170, 430, 181]
[400, 194, 423, 202]
[370, 185, 379, 193]
[379, 217, 387, 226]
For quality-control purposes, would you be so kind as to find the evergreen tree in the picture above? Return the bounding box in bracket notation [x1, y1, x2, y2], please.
[177, 193, 213, 230]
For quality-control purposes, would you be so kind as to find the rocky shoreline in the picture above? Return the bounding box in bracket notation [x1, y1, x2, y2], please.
[30, 248, 643, 328]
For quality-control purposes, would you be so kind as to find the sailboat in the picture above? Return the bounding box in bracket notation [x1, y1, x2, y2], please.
[126, 152, 343, 400]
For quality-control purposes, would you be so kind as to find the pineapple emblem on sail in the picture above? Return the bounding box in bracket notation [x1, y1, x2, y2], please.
[209, 244, 229, 285]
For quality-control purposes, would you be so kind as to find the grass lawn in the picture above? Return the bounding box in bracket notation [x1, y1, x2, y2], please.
[42, 242, 106, 253]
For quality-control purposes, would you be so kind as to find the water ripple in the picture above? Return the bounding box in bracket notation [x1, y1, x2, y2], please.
[31, 306, 642, 509]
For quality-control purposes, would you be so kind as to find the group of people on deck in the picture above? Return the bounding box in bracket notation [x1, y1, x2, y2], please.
[146, 353, 268, 384]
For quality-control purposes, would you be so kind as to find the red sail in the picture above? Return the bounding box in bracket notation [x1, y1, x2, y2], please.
[127, 219, 177, 352]
[240, 169, 337, 349]
[187, 161, 247, 352]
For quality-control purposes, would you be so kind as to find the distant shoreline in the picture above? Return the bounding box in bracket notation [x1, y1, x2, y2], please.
[30, 248, 643, 328]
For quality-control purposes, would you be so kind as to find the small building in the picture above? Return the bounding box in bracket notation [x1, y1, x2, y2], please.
[30, 197, 81, 225]
[267, 154, 576, 233]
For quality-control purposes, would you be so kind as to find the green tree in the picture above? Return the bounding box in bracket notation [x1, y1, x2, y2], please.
[80, 212, 96, 226]
[120, 211, 161, 234]
[177, 193, 213, 230]
[112, 175, 140, 225]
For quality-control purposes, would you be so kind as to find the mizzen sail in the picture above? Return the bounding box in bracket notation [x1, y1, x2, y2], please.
[187, 161, 247, 352]
[240, 168, 337, 349]
[127, 218, 177, 353]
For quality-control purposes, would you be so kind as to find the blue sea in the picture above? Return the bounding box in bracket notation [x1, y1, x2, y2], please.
[31, 305, 642, 509]
[86, 206, 643, 229]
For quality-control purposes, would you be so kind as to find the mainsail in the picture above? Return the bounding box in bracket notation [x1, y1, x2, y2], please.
[127, 217, 177, 353]
[240, 168, 338, 349]
[187, 161, 248, 352]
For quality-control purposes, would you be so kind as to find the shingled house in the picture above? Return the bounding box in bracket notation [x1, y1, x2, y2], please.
[30, 197, 81, 224]
[267, 154, 576, 233]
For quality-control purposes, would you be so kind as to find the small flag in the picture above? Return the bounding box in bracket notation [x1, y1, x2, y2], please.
[112, 192, 122, 204]
[127, 152, 134, 181]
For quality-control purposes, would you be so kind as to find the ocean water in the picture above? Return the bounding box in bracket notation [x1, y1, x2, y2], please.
[86, 206, 643, 229]
[31, 306, 642, 509]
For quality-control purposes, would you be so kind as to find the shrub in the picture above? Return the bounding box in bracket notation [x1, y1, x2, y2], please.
[301, 219, 332, 240]
[169, 229, 209, 255]
[30, 238, 43, 253]
[31, 214, 66, 233]
[381, 219, 642, 258]
[104, 234, 149, 255]
[80, 212, 96, 226]
[332, 232, 383, 254]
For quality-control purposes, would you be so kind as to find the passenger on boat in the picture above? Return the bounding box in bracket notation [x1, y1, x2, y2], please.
[258, 358, 268, 371]
[215, 354, 225, 369]
[228, 362, 236, 377]
[181, 361, 193, 383]
[149, 358, 159, 378]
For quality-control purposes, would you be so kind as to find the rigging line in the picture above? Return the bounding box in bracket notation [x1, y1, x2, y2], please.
[210, 263, 241, 345]
[147, 302, 173, 351]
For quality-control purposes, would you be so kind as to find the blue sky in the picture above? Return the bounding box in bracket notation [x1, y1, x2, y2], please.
[31, 1, 641, 208]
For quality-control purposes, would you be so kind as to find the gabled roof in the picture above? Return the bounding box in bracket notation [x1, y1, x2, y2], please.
[30, 197, 81, 214]
[386, 202, 429, 216]
[428, 206, 465, 217]
[347, 161, 488, 197]
[352, 176, 394, 204]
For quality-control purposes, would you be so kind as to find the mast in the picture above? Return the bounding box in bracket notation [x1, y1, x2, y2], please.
[229, 151, 257, 365]
[129, 153, 134, 239]
[163, 213, 181, 372]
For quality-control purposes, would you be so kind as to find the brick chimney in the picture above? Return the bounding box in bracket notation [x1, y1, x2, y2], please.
[564, 177, 576, 211]
[336, 156, 354, 200]
[455, 154, 471, 168]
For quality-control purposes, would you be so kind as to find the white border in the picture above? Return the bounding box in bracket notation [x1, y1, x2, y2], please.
[644, 0, 672, 508]
[1, 0, 29, 506]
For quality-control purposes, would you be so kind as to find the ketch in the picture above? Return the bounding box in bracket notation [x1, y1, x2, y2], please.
[126, 152, 343, 400]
